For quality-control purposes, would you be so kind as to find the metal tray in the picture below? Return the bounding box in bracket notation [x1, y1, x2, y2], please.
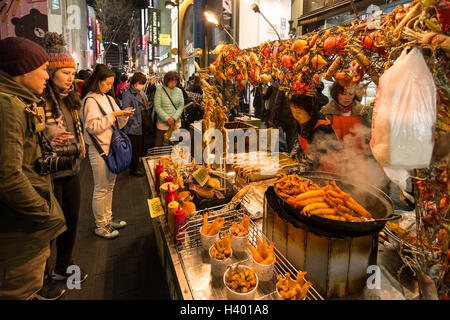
[383, 210, 421, 252]
[174, 204, 323, 300]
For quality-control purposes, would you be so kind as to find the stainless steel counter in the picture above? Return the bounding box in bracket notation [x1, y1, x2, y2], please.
[142, 154, 419, 300]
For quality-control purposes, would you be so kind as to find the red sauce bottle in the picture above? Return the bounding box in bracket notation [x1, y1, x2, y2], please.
[155, 160, 164, 193]
[165, 173, 174, 183]
[173, 204, 185, 243]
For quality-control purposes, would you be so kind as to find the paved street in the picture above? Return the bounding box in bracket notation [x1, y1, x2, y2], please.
[47, 158, 170, 300]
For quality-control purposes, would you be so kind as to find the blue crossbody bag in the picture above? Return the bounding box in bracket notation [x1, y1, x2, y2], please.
[84, 96, 132, 174]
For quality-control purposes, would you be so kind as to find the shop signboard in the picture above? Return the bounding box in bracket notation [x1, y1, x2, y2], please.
[95, 18, 102, 57]
[193, 0, 206, 49]
[150, 8, 161, 46]
[159, 34, 172, 46]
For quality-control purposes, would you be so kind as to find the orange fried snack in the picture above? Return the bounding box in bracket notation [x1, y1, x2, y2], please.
[210, 232, 233, 260]
[225, 263, 257, 294]
[276, 271, 312, 300]
[201, 212, 226, 236]
[246, 235, 276, 265]
[229, 214, 250, 237]
[274, 174, 373, 222]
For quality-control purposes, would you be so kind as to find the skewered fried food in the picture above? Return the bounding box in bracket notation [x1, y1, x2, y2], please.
[210, 232, 233, 260]
[207, 177, 224, 190]
[190, 185, 215, 199]
[182, 201, 196, 218]
[201, 212, 225, 236]
[247, 235, 276, 265]
[276, 271, 312, 300]
[178, 191, 193, 203]
[225, 263, 258, 293]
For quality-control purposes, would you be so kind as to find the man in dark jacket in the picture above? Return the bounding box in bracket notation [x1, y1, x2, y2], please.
[268, 85, 298, 153]
[0, 37, 66, 300]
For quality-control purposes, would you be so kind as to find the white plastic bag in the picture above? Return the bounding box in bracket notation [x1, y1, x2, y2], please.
[370, 47, 436, 169]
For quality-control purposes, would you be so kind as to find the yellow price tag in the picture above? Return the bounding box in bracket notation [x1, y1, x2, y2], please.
[148, 198, 164, 219]
[193, 167, 210, 186]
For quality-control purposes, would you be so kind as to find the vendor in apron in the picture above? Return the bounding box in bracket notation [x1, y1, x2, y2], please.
[289, 94, 339, 172]
[321, 83, 372, 174]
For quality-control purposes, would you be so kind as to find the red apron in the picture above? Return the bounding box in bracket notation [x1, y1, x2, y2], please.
[331, 115, 365, 152]
[325, 115, 367, 175]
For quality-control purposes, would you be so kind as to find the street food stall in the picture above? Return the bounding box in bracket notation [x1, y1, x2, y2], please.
[142, 0, 449, 301]
[143, 146, 428, 300]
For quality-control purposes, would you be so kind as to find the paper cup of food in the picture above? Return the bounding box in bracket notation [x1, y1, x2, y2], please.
[230, 234, 248, 253]
[223, 264, 258, 300]
[229, 218, 250, 253]
[200, 226, 219, 250]
[209, 245, 232, 277]
[252, 257, 275, 282]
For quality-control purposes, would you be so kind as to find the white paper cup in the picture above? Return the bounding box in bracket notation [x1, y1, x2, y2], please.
[209, 245, 232, 277]
[200, 226, 219, 250]
[276, 279, 307, 300]
[223, 264, 258, 300]
[252, 257, 274, 282]
[230, 233, 248, 253]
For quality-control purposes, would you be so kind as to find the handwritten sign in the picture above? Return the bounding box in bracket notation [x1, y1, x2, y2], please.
[193, 167, 210, 186]
[148, 198, 164, 219]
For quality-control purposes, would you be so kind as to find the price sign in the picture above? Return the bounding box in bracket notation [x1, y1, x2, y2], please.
[148, 197, 164, 219]
[193, 167, 210, 186]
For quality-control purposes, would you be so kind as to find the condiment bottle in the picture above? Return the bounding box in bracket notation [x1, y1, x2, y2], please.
[165, 173, 174, 183]
[167, 200, 178, 235]
[159, 171, 168, 189]
[173, 204, 185, 243]
[155, 160, 164, 193]
[165, 185, 178, 224]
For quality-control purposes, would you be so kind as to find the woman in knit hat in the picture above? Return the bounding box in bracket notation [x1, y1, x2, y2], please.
[35, 32, 88, 300]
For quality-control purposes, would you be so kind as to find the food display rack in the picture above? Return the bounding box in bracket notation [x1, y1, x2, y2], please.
[142, 149, 421, 300]
[142, 149, 322, 300]
[174, 204, 323, 300]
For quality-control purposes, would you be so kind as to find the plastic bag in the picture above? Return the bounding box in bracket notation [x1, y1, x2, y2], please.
[370, 47, 436, 169]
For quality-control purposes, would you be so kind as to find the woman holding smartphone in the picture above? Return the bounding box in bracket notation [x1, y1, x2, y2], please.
[80, 64, 134, 239]
[120, 72, 148, 177]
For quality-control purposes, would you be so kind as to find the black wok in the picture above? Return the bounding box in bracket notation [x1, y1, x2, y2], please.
[273, 171, 401, 236]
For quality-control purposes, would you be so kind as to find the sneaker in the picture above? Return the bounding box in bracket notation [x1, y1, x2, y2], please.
[34, 277, 66, 300]
[110, 218, 127, 229]
[94, 225, 119, 239]
[52, 264, 88, 284]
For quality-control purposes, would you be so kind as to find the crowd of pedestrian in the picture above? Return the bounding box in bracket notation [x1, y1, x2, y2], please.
[0, 34, 189, 300]
[0, 33, 393, 301]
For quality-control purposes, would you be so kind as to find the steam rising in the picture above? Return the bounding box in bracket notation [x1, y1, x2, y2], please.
[313, 122, 390, 191]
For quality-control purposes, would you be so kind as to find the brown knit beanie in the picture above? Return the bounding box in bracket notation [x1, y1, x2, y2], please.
[45, 32, 76, 75]
[0, 37, 49, 77]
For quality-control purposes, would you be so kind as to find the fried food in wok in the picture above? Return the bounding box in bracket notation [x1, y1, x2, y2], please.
[274, 173, 373, 222]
